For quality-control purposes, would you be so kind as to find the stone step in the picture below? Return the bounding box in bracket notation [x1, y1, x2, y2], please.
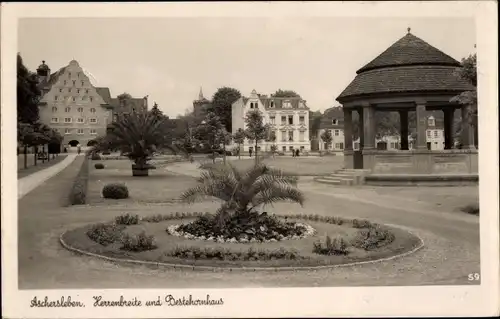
[314, 177, 354, 186]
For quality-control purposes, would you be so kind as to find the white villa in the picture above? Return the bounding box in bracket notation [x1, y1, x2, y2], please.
[231, 90, 311, 154]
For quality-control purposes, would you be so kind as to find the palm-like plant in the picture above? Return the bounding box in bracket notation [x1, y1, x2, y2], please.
[102, 111, 179, 176]
[181, 163, 304, 220]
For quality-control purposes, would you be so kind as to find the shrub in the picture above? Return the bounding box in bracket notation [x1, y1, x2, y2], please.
[166, 246, 304, 261]
[352, 219, 373, 228]
[102, 151, 111, 155]
[102, 183, 129, 199]
[461, 204, 479, 215]
[121, 231, 157, 252]
[86, 223, 125, 246]
[94, 163, 105, 169]
[115, 213, 139, 225]
[352, 226, 395, 250]
[91, 153, 101, 160]
[313, 235, 349, 255]
[69, 157, 90, 205]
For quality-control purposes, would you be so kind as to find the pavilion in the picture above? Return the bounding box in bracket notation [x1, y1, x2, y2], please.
[336, 29, 477, 182]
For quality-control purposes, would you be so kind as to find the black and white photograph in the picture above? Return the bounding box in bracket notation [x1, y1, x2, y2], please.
[2, 1, 498, 318]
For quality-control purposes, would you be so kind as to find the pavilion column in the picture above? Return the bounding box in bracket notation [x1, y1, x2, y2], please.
[461, 104, 476, 149]
[415, 101, 428, 150]
[443, 108, 454, 150]
[399, 110, 409, 150]
[362, 104, 376, 150]
[358, 108, 364, 149]
[343, 108, 353, 151]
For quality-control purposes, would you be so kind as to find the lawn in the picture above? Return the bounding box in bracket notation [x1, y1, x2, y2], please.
[87, 159, 198, 205]
[202, 156, 344, 176]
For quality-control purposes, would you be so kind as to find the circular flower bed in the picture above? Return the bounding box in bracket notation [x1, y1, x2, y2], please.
[169, 211, 316, 243]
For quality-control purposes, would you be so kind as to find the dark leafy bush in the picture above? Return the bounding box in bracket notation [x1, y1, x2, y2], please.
[166, 246, 304, 261]
[313, 235, 349, 255]
[94, 163, 105, 169]
[121, 231, 157, 252]
[352, 219, 373, 228]
[91, 153, 101, 160]
[102, 183, 129, 199]
[175, 211, 307, 241]
[115, 213, 139, 225]
[69, 157, 90, 205]
[141, 212, 207, 223]
[352, 226, 395, 250]
[461, 204, 479, 215]
[86, 223, 125, 246]
[102, 151, 111, 155]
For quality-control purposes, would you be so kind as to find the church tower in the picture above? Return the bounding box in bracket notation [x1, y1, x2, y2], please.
[193, 86, 211, 118]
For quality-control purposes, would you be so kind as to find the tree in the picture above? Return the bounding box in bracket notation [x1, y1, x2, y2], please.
[180, 163, 304, 236]
[211, 87, 242, 133]
[232, 128, 246, 159]
[320, 129, 333, 150]
[193, 112, 225, 163]
[451, 53, 478, 146]
[266, 129, 277, 157]
[309, 111, 323, 139]
[244, 109, 268, 164]
[149, 102, 164, 120]
[17, 53, 41, 124]
[271, 89, 301, 98]
[101, 111, 179, 176]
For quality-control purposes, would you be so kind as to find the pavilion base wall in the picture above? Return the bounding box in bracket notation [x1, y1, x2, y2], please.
[361, 149, 478, 175]
[343, 152, 354, 169]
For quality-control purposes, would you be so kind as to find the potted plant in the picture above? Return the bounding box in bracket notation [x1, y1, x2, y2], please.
[102, 111, 180, 176]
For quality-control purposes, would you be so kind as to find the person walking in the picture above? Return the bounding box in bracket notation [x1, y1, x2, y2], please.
[249, 148, 253, 158]
[77, 145, 81, 155]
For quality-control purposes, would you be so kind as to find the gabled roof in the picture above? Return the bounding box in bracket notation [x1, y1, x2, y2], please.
[357, 32, 461, 74]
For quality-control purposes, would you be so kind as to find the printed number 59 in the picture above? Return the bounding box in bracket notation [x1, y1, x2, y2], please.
[468, 273, 480, 281]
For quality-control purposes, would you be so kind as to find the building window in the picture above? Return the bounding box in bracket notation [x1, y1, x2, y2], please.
[426, 131, 431, 138]
[77, 89, 80, 93]
[299, 131, 305, 142]
[270, 101, 274, 108]
[289, 146, 294, 151]
[77, 118, 84, 123]
[300, 146, 305, 150]
[81, 81, 84, 86]
[51, 117, 59, 123]
[282, 146, 286, 152]
[299, 116, 305, 124]
[65, 107, 71, 112]
[77, 72, 80, 77]
[434, 130, 439, 138]
[281, 116, 286, 124]
[77, 107, 83, 113]
[270, 116, 275, 124]
[64, 117, 72, 123]
[334, 129, 339, 136]
[77, 129, 84, 135]
[90, 108, 96, 113]
[68, 88, 72, 93]
[288, 115, 293, 125]
[299, 101, 305, 108]
[283, 101, 292, 108]
[85, 89, 89, 94]
[90, 97, 93, 102]
[90, 118, 97, 124]
[64, 128, 71, 135]
[72, 80, 76, 86]
[59, 88, 63, 93]
[90, 129, 97, 135]
[51, 107, 57, 112]
[281, 131, 287, 142]
[288, 131, 294, 141]
[68, 72, 71, 78]
[64, 80, 67, 85]
[428, 118, 435, 127]
[72, 97, 76, 102]
[332, 119, 338, 125]
[54, 96, 58, 100]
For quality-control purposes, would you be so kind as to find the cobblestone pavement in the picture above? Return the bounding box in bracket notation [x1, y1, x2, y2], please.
[18, 160, 480, 288]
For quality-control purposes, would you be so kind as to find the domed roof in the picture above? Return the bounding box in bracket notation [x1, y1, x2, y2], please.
[337, 31, 474, 102]
[37, 60, 50, 71]
[356, 31, 461, 74]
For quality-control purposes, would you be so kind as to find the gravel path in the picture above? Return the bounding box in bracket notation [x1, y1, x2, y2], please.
[18, 160, 480, 288]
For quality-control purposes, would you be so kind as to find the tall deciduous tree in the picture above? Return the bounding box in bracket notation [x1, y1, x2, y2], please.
[193, 112, 225, 163]
[211, 87, 242, 133]
[271, 89, 301, 98]
[17, 53, 41, 124]
[244, 110, 268, 164]
[232, 128, 246, 159]
[320, 129, 333, 150]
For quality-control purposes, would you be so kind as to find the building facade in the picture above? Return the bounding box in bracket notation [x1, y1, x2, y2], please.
[232, 89, 310, 153]
[317, 107, 447, 153]
[36, 60, 147, 148]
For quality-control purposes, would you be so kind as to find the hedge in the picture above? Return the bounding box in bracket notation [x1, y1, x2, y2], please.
[69, 156, 90, 205]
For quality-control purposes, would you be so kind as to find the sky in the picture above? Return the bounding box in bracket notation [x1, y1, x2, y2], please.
[18, 17, 475, 118]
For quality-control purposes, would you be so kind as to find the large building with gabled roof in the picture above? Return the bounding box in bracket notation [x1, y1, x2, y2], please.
[36, 59, 148, 147]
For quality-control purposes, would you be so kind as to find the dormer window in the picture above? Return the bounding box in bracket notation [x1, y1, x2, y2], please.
[270, 101, 275, 108]
[299, 101, 305, 108]
[332, 119, 338, 125]
[68, 72, 71, 78]
[283, 100, 292, 108]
